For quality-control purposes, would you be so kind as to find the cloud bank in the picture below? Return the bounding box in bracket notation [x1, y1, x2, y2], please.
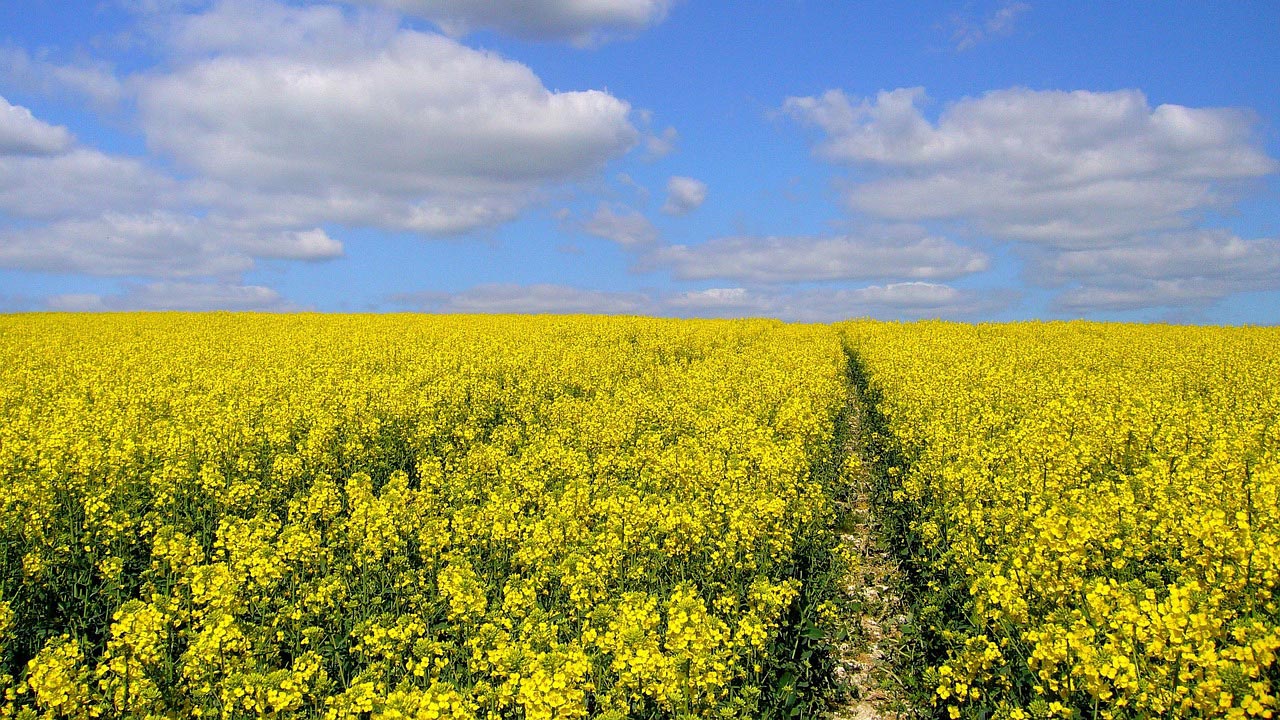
[48, 281, 297, 312]
[648, 228, 988, 283]
[391, 280, 1009, 321]
[785, 86, 1278, 312]
[2, 0, 652, 312]
[141, 4, 638, 235]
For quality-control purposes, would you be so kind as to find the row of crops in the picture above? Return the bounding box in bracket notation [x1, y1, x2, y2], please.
[0, 315, 854, 719]
[843, 322, 1280, 719]
[1, 315, 1278, 718]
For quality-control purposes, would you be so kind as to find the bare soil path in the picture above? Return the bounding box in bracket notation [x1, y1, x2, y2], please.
[831, 399, 913, 719]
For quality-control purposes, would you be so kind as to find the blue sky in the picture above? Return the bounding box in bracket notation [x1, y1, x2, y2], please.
[1, 1, 1277, 322]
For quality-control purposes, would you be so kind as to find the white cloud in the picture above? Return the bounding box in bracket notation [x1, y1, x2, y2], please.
[0, 148, 177, 219]
[614, 172, 651, 202]
[784, 87, 1275, 247]
[346, 0, 674, 44]
[164, 0, 399, 58]
[392, 283, 650, 314]
[661, 175, 706, 215]
[0, 212, 341, 278]
[11, 3, 645, 297]
[647, 228, 988, 282]
[665, 282, 1007, 321]
[186, 183, 528, 235]
[796, 282, 1012, 321]
[0, 94, 73, 155]
[1036, 230, 1280, 312]
[645, 126, 678, 158]
[253, 227, 343, 259]
[1036, 231, 1280, 285]
[391, 281, 1010, 321]
[0, 96, 345, 283]
[0, 97, 173, 222]
[632, 108, 678, 159]
[0, 49, 124, 107]
[47, 281, 296, 311]
[4, 1, 649, 300]
[137, 10, 638, 235]
[580, 203, 658, 247]
[847, 172, 1217, 246]
[950, 2, 1030, 51]
[665, 287, 751, 309]
[119, 0, 208, 15]
[841, 282, 988, 313]
[1052, 281, 1252, 314]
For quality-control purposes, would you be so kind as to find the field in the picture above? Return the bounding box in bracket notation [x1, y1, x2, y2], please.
[1, 315, 1278, 719]
[843, 322, 1280, 719]
[0, 315, 854, 719]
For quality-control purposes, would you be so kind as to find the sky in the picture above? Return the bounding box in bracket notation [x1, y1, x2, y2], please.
[1, 1, 1278, 323]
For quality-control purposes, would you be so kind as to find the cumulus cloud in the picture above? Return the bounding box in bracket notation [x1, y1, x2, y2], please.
[840, 282, 998, 315]
[661, 175, 707, 215]
[0, 149, 177, 219]
[0, 97, 174, 221]
[632, 108, 678, 159]
[647, 228, 988, 283]
[0, 49, 124, 107]
[0, 212, 341, 278]
[0, 95, 73, 155]
[187, 183, 530, 236]
[580, 203, 659, 247]
[345, 0, 674, 44]
[949, 2, 1030, 51]
[0, 95, 348, 286]
[784, 87, 1275, 247]
[784, 85, 1280, 313]
[1035, 231, 1280, 312]
[645, 126, 678, 158]
[47, 281, 296, 312]
[5, 2, 649, 311]
[137, 7, 638, 235]
[392, 283, 650, 314]
[164, 0, 399, 58]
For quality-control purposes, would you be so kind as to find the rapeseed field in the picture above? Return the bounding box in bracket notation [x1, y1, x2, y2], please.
[843, 321, 1280, 719]
[0, 314, 852, 719]
[2, 315, 1278, 719]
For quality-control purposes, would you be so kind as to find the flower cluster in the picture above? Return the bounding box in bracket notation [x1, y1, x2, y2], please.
[0, 314, 848, 718]
[845, 321, 1280, 719]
